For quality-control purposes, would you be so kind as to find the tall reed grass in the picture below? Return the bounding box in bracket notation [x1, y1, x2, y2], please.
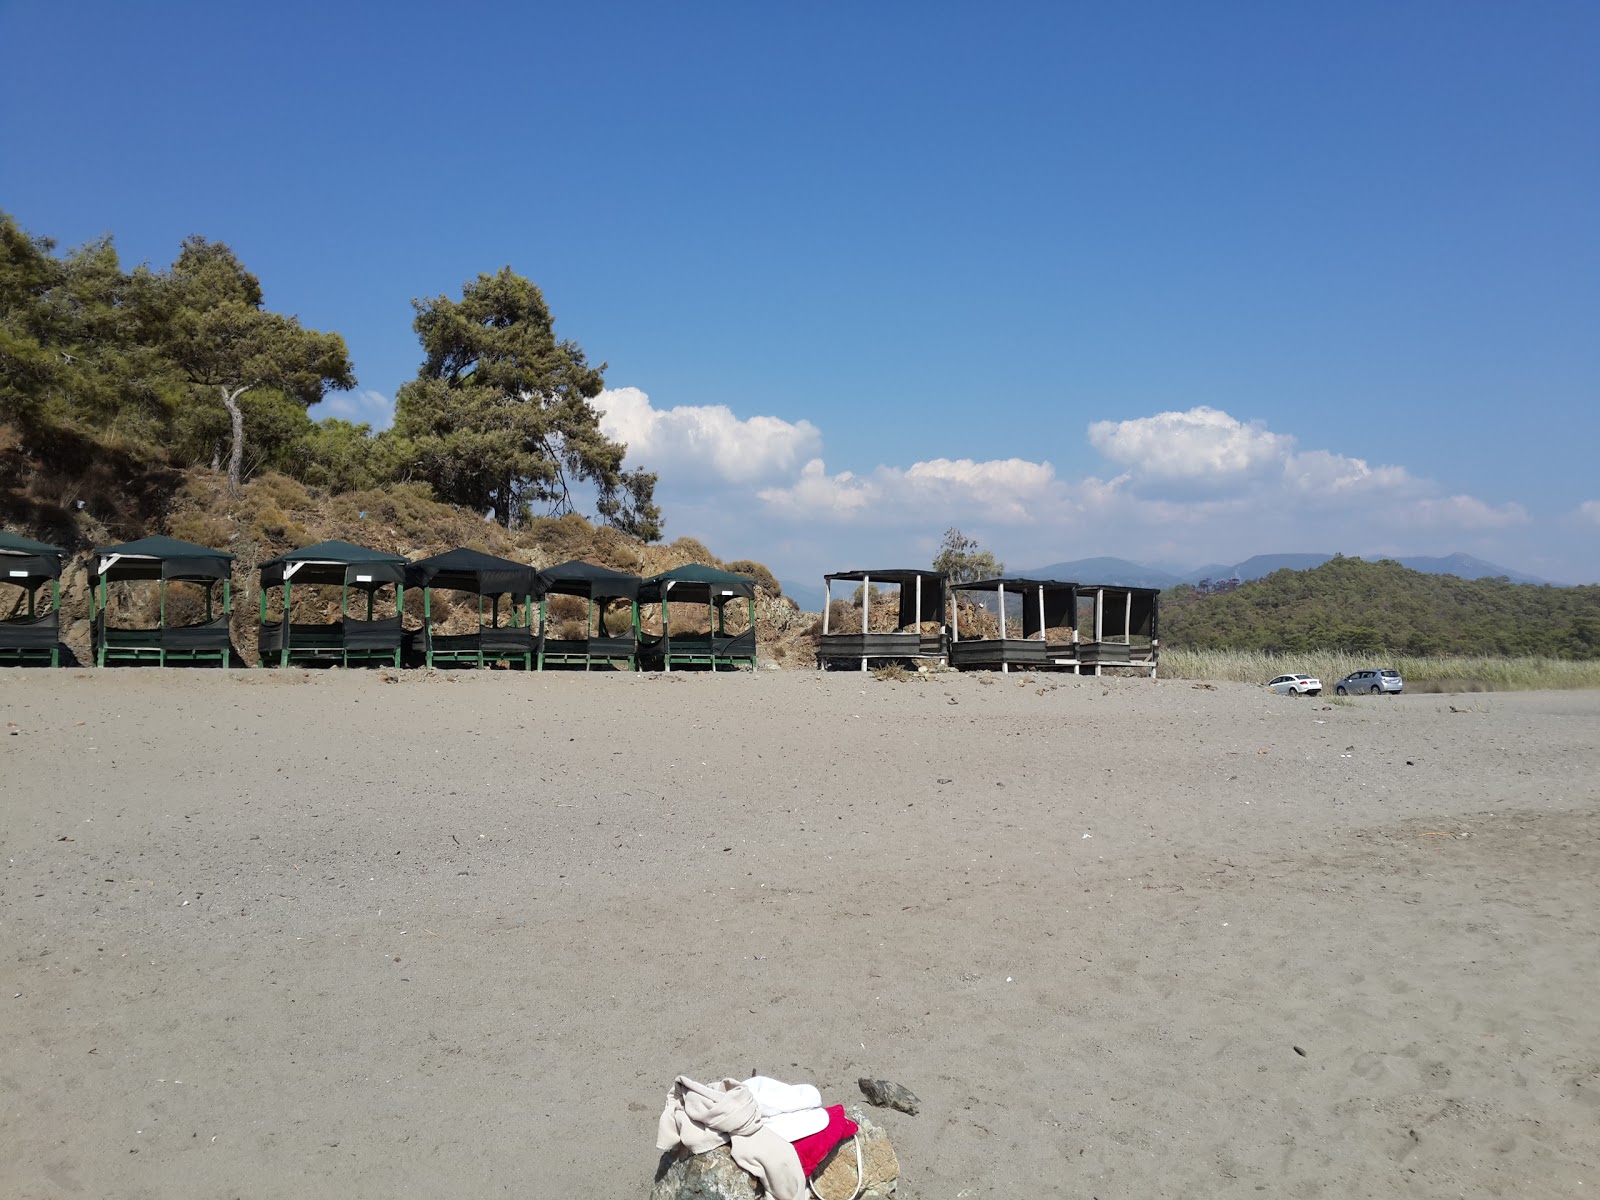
[1160, 649, 1600, 692]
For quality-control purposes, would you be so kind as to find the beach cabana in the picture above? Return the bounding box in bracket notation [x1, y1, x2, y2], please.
[258, 540, 409, 667]
[88, 535, 234, 667]
[536, 559, 641, 670]
[405, 548, 540, 669]
[0, 531, 67, 666]
[638, 564, 757, 671]
[949, 577, 1080, 673]
[1075, 584, 1160, 676]
[816, 569, 948, 670]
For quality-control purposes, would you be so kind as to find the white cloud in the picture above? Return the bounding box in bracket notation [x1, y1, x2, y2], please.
[1409, 495, 1529, 530]
[750, 404, 1531, 560]
[595, 386, 821, 483]
[759, 456, 1066, 525]
[1088, 406, 1295, 481]
[1577, 500, 1600, 526]
[309, 388, 395, 431]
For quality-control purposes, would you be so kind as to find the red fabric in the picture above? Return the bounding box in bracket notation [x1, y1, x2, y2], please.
[790, 1104, 858, 1176]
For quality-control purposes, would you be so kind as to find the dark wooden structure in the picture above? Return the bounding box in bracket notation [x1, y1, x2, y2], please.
[537, 559, 641, 671]
[816, 569, 948, 670]
[1074, 584, 1160, 676]
[89, 535, 234, 667]
[949, 577, 1079, 672]
[0, 531, 66, 666]
[258, 540, 408, 667]
[638, 565, 758, 671]
[405, 549, 540, 669]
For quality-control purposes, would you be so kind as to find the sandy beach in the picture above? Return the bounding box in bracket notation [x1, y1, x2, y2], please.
[2, 668, 1596, 1199]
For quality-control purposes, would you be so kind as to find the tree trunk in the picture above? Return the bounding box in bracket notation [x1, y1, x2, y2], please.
[210, 442, 221, 472]
[221, 385, 248, 493]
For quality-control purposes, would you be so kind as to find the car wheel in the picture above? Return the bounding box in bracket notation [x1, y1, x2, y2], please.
[1335, 686, 1347, 696]
[1370, 684, 1380, 694]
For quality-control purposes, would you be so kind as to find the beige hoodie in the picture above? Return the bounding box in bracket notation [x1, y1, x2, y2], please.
[656, 1075, 805, 1200]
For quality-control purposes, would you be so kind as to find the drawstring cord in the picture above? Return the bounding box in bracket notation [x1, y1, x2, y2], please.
[807, 1133, 863, 1200]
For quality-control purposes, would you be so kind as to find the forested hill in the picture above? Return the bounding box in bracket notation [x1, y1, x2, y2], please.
[1161, 557, 1600, 658]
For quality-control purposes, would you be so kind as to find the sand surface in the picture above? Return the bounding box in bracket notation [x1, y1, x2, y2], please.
[2, 669, 1597, 1199]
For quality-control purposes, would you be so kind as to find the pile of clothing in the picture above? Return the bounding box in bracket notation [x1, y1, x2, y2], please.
[657, 1074, 860, 1200]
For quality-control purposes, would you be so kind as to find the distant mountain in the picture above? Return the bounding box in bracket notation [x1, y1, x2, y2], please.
[1019, 557, 1184, 589]
[1385, 553, 1550, 586]
[1210, 553, 1334, 582]
[779, 579, 826, 613]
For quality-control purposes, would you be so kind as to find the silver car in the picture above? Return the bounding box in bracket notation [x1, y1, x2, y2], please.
[1335, 668, 1403, 696]
[1267, 673, 1322, 696]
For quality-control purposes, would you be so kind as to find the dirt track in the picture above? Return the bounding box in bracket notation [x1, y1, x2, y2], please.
[2, 669, 1596, 1198]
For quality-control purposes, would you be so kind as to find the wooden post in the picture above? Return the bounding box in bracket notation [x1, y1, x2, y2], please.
[424, 588, 433, 668]
[1125, 590, 1132, 644]
[821, 578, 831, 634]
[1038, 586, 1046, 644]
[282, 579, 292, 667]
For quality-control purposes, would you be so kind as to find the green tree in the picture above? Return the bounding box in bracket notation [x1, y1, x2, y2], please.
[933, 527, 1003, 583]
[150, 237, 355, 492]
[390, 267, 661, 538]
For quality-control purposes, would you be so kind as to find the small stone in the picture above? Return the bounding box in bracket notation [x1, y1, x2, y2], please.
[858, 1077, 920, 1115]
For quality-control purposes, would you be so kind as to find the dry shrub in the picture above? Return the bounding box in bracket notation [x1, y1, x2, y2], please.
[545, 593, 588, 623]
[871, 664, 911, 682]
[724, 559, 779, 595]
[524, 513, 599, 563]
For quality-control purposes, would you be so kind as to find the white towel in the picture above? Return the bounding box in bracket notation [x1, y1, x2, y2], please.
[764, 1107, 830, 1141]
[741, 1075, 823, 1116]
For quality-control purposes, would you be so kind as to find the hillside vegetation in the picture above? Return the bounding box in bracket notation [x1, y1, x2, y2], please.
[1162, 557, 1600, 659]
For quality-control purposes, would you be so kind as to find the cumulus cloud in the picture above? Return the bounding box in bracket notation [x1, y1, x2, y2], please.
[309, 389, 395, 430]
[1088, 406, 1294, 481]
[1409, 495, 1529, 530]
[759, 456, 1067, 525]
[751, 402, 1530, 561]
[595, 387, 821, 483]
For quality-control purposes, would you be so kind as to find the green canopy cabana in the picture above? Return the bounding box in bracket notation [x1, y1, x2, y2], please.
[1, 530, 67, 666]
[638, 564, 757, 672]
[536, 559, 641, 671]
[88, 535, 234, 667]
[258, 540, 409, 667]
[405, 548, 541, 669]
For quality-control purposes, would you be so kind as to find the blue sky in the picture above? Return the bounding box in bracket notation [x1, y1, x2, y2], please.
[4, 1, 1597, 583]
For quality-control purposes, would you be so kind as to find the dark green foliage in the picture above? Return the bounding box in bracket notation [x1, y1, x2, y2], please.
[391, 267, 661, 538]
[1163, 556, 1600, 658]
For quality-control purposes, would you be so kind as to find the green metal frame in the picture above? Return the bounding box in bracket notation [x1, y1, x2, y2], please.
[94, 574, 231, 667]
[258, 578, 404, 668]
[0, 578, 61, 666]
[536, 596, 640, 671]
[421, 587, 535, 669]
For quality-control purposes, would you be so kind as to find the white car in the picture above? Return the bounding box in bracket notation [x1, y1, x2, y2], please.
[1267, 672, 1322, 696]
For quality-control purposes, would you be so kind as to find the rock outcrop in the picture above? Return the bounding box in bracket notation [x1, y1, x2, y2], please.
[650, 1105, 898, 1200]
